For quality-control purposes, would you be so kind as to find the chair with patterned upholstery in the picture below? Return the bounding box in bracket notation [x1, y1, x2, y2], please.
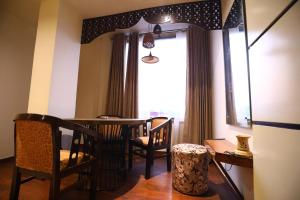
[128, 117, 173, 179]
[10, 113, 98, 200]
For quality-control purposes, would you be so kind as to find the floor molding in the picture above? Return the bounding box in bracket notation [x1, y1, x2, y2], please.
[0, 156, 14, 163]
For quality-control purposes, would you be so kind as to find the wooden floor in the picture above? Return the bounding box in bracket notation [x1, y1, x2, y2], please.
[0, 158, 238, 200]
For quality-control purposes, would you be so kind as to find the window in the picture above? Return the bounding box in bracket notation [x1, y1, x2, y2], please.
[138, 31, 187, 121]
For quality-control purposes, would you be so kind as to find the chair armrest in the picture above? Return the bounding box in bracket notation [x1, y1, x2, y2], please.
[60, 120, 100, 168]
[60, 120, 99, 140]
[148, 118, 174, 146]
[130, 120, 151, 138]
[150, 118, 174, 132]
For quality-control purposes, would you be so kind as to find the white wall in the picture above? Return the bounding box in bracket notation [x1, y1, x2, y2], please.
[28, 0, 82, 118]
[210, 30, 254, 200]
[246, 1, 300, 199]
[246, 0, 290, 45]
[248, 2, 300, 124]
[75, 33, 113, 118]
[48, 0, 82, 118]
[27, 0, 60, 114]
[0, 0, 40, 159]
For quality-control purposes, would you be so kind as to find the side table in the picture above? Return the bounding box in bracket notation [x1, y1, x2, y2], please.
[204, 139, 253, 200]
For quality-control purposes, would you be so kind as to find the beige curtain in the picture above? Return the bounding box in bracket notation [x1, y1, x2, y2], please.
[123, 33, 139, 118]
[182, 26, 212, 145]
[106, 34, 126, 116]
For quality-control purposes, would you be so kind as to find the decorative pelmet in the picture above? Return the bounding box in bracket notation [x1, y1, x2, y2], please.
[81, 0, 222, 44]
[223, 0, 242, 29]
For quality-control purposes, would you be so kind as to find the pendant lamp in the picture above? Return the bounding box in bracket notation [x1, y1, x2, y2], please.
[141, 51, 159, 64]
[142, 32, 155, 49]
[153, 24, 162, 34]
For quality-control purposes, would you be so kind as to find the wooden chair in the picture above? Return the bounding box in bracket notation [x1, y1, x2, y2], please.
[128, 117, 174, 179]
[10, 113, 99, 200]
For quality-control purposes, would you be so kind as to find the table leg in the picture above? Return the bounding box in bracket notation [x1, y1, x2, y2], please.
[213, 159, 244, 200]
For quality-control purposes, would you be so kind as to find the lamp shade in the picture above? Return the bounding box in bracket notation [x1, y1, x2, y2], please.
[142, 32, 155, 49]
[141, 51, 159, 64]
[153, 24, 162, 34]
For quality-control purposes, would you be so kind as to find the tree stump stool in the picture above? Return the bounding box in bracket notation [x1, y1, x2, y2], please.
[172, 143, 209, 195]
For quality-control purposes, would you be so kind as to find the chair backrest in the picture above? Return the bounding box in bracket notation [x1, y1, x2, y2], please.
[149, 118, 173, 147]
[96, 115, 123, 141]
[14, 113, 98, 175]
[150, 117, 168, 140]
[14, 114, 61, 174]
[140, 117, 168, 138]
[150, 117, 168, 129]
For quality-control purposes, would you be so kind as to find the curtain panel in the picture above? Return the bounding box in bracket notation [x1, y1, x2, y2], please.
[123, 33, 139, 118]
[106, 34, 126, 116]
[182, 26, 212, 145]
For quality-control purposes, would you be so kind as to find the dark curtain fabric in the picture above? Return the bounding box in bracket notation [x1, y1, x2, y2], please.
[123, 33, 139, 118]
[183, 26, 212, 145]
[106, 34, 126, 116]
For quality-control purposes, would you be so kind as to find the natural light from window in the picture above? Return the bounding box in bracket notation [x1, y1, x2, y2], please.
[229, 30, 250, 126]
[138, 32, 187, 121]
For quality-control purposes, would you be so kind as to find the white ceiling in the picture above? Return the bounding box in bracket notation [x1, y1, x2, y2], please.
[65, 0, 201, 19]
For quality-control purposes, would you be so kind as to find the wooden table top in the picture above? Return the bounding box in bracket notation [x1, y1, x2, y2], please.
[205, 139, 236, 155]
[205, 139, 253, 168]
[65, 118, 147, 125]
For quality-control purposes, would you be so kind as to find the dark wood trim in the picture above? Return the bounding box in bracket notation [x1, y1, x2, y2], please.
[249, 0, 298, 48]
[20, 176, 36, 184]
[222, 29, 235, 125]
[0, 156, 14, 163]
[81, 0, 222, 43]
[252, 121, 300, 130]
[242, 0, 253, 126]
[223, 0, 243, 29]
[222, 0, 252, 128]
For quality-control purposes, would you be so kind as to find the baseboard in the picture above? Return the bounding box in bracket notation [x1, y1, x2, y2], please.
[0, 156, 14, 163]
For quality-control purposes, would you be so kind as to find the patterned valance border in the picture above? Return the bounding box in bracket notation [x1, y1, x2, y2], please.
[223, 0, 242, 29]
[81, 0, 222, 44]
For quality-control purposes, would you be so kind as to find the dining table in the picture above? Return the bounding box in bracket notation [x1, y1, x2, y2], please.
[65, 118, 146, 190]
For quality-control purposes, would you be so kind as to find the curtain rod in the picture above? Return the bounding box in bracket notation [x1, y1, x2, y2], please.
[137, 28, 188, 36]
[110, 28, 188, 40]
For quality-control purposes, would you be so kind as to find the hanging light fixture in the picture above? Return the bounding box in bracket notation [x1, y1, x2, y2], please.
[142, 51, 159, 64]
[142, 32, 155, 49]
[142, 23, 160, 63]
[153, 24, 162, 34]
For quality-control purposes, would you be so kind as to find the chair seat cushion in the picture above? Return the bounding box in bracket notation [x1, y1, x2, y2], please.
[60, 150, 84, 170]
[135, 136, 163, 145]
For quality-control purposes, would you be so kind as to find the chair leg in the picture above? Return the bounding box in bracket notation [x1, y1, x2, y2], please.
[151, 153, 154, 166]
[49, 176, 60, 200]
[145, 150, 153, 179]
[128, 142, 133, 170]
[89, 162, 97, 200]
[167, 147, 171, 172]
[9, 167, 21, 200]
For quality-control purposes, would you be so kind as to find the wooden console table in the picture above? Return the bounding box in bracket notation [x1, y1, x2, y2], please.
[204, 139, 253, 200]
